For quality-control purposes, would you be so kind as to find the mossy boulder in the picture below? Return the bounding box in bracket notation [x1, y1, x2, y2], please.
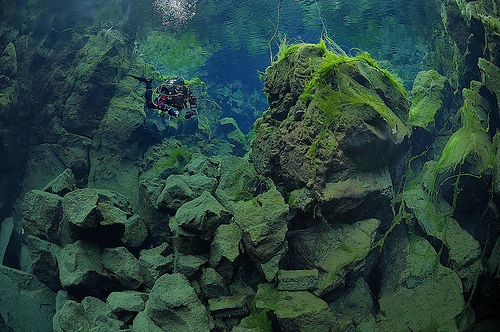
[254, 283, 338, 332]
[409, 70, 451, 131]
[251, 42, 410, 221]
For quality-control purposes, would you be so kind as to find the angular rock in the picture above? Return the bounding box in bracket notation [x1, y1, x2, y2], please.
[409, 70, 449, 130]
[107, 290, 147, 314]
[133, 311, 164, 332]
[209, 222, 242, 281]
[0, 217, 14, 263]
[251, 42, 410, 221]
[314, 219, 379, 297]
[22, 189, 63, 243]
[53, 300, 91, 332]
[377, 235, 464, 331]
[145, 273, 214, 331]
[277, 269, 318, 291]
[121, 214, 148, 248]
[255, 283, 337, 332]
[215, 155, 270, 209]
[57, 240, 114, 298]
[0, 265, 56, 332]
[220, 117, 248, 155]
[208, 294, 249, 318]
[26, 235, 61, 292]
[102, 246, 143, 290]
[405, 185, 481, 291]
[81, 296, 124, 330]
[328, 277, 374, 325]
[170, 191, 230, 254]
[43, 168, 76, 197]
[62, 188, 100, 229]
[199, 267, 230, 299]
[233, 188, 289, 280]
[156, 175, 195, 212]
[177, 254, 208, 278]
[138, 242, 173, 288]
[183, 173, 218, 196]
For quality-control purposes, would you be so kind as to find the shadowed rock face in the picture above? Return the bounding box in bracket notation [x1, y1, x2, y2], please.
[251, 43, 411, 223]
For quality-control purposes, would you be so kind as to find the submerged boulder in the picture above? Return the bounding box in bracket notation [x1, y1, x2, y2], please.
[145, 273, 214, 331]
[252, 42, 411, 222]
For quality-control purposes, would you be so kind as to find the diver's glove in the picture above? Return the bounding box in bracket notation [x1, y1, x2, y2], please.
[185, 108, 196, 119]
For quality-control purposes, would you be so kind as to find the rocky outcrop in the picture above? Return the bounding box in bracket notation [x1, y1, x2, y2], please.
[251, 43, 411, 223]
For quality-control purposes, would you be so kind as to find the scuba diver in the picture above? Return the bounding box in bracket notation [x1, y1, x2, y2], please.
[126, 75, 197, 119]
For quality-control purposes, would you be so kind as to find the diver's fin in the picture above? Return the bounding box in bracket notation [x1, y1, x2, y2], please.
[126, 74, 152, 83]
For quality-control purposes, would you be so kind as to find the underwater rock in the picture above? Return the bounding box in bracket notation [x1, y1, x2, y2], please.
[215, 155, 271, 210]
[409, 70, 452, 132]
[102, 246, 143, 290]
[177, 253, 208, 278]
[62, 189, 100, 230]
[170, 191, 230, 254]
[286, 219, 378, 296]
[199, 267, 231, 300]
[0, 217, 14, 264]
[155, 174, 196, 212]
[53, 300, 91, 332]
[63, 29, 129, 137]
[53, 296, 124, 332]
[219, 117, 248, 156]
[277, 269, 318, 291]
[209, 222, 242, 282]
[25, 235, 61, 292]
[0, 42, 17, 79]
[377, 234, 464, 331]
[405, 184, 481, 291]
[56, 240, 114, 298]
[138, 242, 173, 288]
[22, 189, 63, 243]
[208, 294, 249, 318]
[255, 283, 338, 332]
[133, 310, 164, 332]
[0, 265, 56, 332]
[43, 168, 76, 197]
[252, 42, 411, 221]
[107, 290, 147, 315]
[233, 188, 289, 281]
[328, 277, 374, 327]
[314, 218, 379, 298]
[145, 273, 214, 331]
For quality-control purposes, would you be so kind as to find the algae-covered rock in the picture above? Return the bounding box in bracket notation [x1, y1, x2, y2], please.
[277, 269, 318, 291]
[107, 290, 146, 314]
[170, 191, 230, 254]
[102, 246, 143, 290]
[145, 273, 214, 331]
[25, 235, 61, 292]
[209, 222, 242, 281]
[252, 42, 410, 221]
[138, 242, 173, 288]
[22, 189, 63, 243]
[286, 219, 379, 297]
[377, 235, 464, 331]
[255, 283, 337, 332]
[233, 188, 289, 281]
[0, 265, 56, 332]
[208, 294, 249, 318]
[215, 155, 271, 210]
[199, 267, 230, 299]
[409, 70, 450, 130]
[219, 117, 248, 155]
[56, 240, 114, 298]
[43, 168, 76, 197]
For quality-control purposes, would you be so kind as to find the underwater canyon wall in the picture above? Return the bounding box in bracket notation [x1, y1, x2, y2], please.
[1, 0, 500, 331]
